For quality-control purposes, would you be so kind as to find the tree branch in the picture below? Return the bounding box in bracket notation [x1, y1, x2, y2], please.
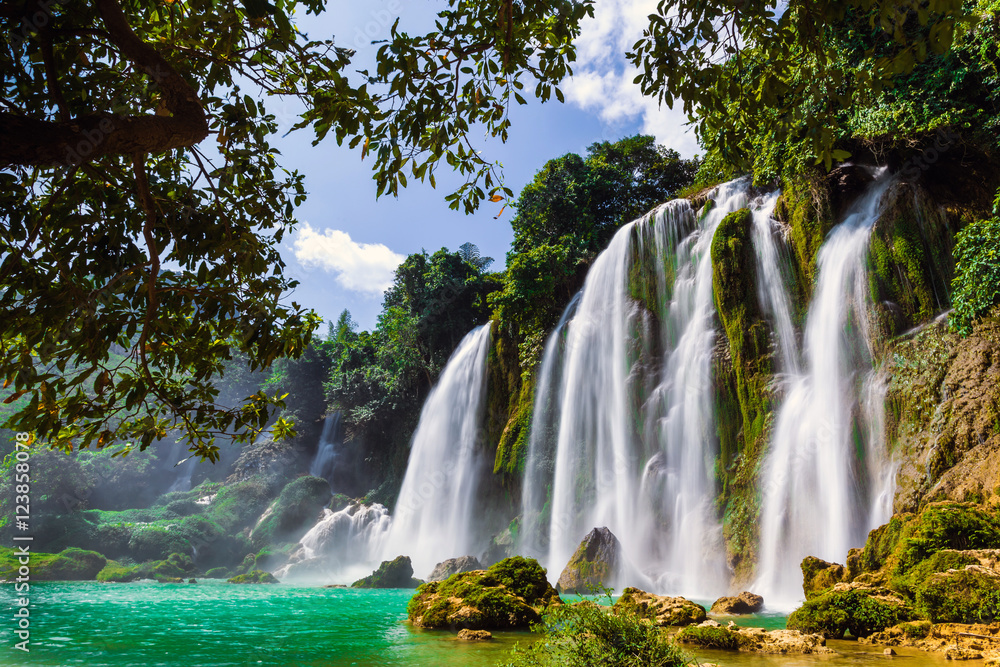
[0, 0, 208, 167]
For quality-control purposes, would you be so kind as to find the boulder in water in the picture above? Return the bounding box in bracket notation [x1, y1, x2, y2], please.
[710, 591, 764, 615]
[428, 556, 483, 582]
[556, 526, 622, 594]
[352, 556, 423, 589]
[612, 587, 706, 626]
[457, 629, 493, 641]
[227, 569, 279, 584]
[407, 556, 560, 630]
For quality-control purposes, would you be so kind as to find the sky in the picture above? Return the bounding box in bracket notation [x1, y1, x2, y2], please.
[272, 0, 699, 331]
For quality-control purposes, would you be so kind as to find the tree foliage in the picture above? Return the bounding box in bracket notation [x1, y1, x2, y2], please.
[0, 0, 592, 457]
[630, 0, 988, 176]
[491, 135, 698, 344]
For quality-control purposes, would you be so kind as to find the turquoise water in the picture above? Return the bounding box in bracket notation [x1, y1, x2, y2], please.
[2, 581, 532, 666]
[2, 582, 960, 666]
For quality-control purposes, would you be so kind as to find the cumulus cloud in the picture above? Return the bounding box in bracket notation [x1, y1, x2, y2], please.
[292, 224, 403, 295]
[564, 0, 700, 157]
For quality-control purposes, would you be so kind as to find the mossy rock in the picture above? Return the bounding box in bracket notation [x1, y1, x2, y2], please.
[612, 587, 707, 627]
[96, 561, 141, 583]
[914, 566, 1000, 623]
[204, 567, 230, 579]
[407, 556, 559, 630]
[227, 569, 279, 584]
[555, 526, 621, 594]
[31, 548, 107, 581]
[352, 556, 423, 589]
[787, 586, 914, 639]
[801, 556, 846, 598]
[676, 625, 741, 650]
[154, 575, 184, 583]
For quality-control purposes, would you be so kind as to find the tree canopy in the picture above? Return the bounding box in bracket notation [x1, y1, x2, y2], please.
[0, 0, 591, 457]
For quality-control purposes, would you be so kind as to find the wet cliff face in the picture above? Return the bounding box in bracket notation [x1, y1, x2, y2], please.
[884, 311, 1000, 513]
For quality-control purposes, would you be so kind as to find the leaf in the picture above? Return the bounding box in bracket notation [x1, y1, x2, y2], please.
[490, 195, 503, 202]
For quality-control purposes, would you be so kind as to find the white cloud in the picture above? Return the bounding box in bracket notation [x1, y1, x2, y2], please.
[564, 0, 700, 157]
[292, 224, 404, 295]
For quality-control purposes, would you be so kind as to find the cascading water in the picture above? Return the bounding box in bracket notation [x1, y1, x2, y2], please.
[751, 192, 799, 374]
[756, 172, 897, 606]
[381, 324, 492, 578]
[275, 503, 391, 583]
[531, 179, 756, 597]
[518, 292, 581, 560]
[310, 412, 342, 485]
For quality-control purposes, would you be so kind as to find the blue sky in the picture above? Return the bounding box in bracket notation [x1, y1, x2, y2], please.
[271, 0, 699, 331]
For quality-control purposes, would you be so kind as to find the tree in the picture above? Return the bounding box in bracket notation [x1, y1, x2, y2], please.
[0, 0, 592, 458]
[492, 135, 698, 341]
[629, 0, 970, 173]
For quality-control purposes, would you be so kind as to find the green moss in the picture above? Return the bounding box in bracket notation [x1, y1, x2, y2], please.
[915, 567, 1000, 623]
[778, 175, 834, 297]
[250, 475, 331, 547]
[227, 569, 278, 584]
[352, 555, 422, 589]
[801, 556, 845, 598]
[676, 625, 740, 650]
[899, 620, 932, 638]
[787, 588, 914, 639]
[711, 207, 777, 579]
[0, 547, 107, 581]
[407, 556, 559, 630]
[204, 567, 230, 579]
[96, 561, 140, 583]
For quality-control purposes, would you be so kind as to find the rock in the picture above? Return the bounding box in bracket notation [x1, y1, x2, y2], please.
[227, 570, 279, 584]
[188, 578, 197, 584]
[945, 647, 983, 660]
[352, 556, 423, 589]
[428, 556, 483, 582]
[801, 556, 845, 598]
[407, 556, 560, 630]
[31, 548, 108, 581]
[678, 624, 835, 654]
[323, 584, 347, 588]
[556, 527, 622, 594]
[612, 587, 706, 626]
[710, 591, 764, 615]
[827, 164, 875, 218]
[457, 629, 493, 641]
[885, 648, 897, 656]
[916, 566, 1000, 623]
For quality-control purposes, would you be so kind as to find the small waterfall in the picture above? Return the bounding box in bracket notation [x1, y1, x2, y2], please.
[756, 172, 896, 607]
[536, 179, 753, 597]
[275, 503, 391, 583]
[309, 412, 342, 485]
[168, 458, 195, 493]
[381, 324, 492, 578]
[751, 192, 799, 374]
[518, 292, 581, 560]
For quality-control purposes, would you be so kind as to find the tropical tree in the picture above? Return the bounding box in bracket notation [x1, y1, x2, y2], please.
[0, 0, 592, 457]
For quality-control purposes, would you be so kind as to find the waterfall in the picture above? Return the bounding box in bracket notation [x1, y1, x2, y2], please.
[533, 179, 754, 597]
[518, 292, 581, 560]
[756, 172, 896, 607]
[309, 412, 342, 485]
[751, 192, 799, 374]
[381, 324, 492, 578]
[275, 503, 391, 584]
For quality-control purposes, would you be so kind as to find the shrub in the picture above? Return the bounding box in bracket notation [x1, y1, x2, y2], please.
[951, 214, 1000, 335]
[915, 567, 1000, 623]
[676, 625, 740, 650]
[498, 595, 693, 667]
[787, 588, 914, 639]
[228, 569, 279, 584]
